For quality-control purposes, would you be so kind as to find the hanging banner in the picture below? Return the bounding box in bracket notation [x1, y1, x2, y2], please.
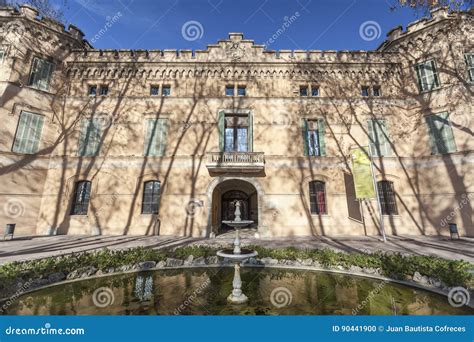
[351, 147, 376, 199]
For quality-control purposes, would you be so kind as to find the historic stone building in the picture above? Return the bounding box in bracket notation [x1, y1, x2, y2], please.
[0, 5, 472, 238]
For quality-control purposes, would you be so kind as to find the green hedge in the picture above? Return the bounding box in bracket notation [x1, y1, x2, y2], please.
[0, 246, 472, 297]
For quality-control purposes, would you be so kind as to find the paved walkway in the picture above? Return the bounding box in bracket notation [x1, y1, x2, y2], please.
[0, 232, 473, 264]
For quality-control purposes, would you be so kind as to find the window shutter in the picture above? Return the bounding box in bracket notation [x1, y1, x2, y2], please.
[13, 111, 44, 154]
[248, 112, 253, 152]
[78, 119, 101, 156]
[218, 111, 225, 152]
[425, 115, 439, 154]
[158, 119, 168, 156]
[301, 119, 309, 156]
[317, 118, 326, 156]
[367, 120, 376, 156]
[145, 119, 157, 156]
[439, 112, 456, 153]
[379, 120, 392, 156]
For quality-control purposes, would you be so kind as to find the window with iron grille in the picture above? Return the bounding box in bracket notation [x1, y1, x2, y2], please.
[142, 181, 161, 214]
[414, 59, 440, 92]
[28, 57, 54, 91]
[70, 181, 92, 215]
[309, 181, 327, 214]
[377, 180, 398, 215]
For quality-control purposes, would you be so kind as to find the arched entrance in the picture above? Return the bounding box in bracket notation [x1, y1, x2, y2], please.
[208, 178, 260, 235]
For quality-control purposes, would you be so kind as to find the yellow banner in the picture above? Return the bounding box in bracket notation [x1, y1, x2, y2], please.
[351, 148, 376, 199]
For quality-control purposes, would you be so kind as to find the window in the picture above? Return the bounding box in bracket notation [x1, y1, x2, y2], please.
[77, 119, 102, 156]
[28, 57, 54, 91]
[302, 118, 326, 156]
[368, 119, 392, 157]
[361, 86, 369, 97]
[309, 181, 327, 215]
[373, 86, 381, 96]
[88, 85, 97, 96]
[377, 180, 398, 215]
[224, 114, 248, 152]
[465, 53, 474, 82]
[237, 85, 246, 96]
[299, 86, 308, 97]
[70, 181, 92, 215]
[12, 111, 44, 154]
[0, 50, 4, 63]
[415, 60, 440, 92]
[425, 112, 456, 155]
[162, 85, 171, 96]
[144, 119, 168, 156]
[311, 86, 319, 97]
[99, 85, 108, 96]
[150, 85, 159, 96]
[225, 85, 234, 96]
[142, 181, 161, 214]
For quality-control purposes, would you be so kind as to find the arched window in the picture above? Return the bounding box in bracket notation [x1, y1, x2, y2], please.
[70, 181, 91, 215]
[309, 181, 327, 214]
[142, 181, 161, 214]
[377, 180, 398, 215]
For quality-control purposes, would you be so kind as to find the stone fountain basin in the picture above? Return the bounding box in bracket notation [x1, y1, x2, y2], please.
[221, 220, 254, 228]
[217, 249, 258, 261]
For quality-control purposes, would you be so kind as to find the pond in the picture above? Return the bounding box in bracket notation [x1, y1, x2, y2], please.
[2, 267, 472, 315]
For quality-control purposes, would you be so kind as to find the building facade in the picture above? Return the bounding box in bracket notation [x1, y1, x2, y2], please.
[0, 5, 473, 238]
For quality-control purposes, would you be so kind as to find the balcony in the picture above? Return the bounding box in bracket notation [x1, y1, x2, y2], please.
[206, 152, 265, 173]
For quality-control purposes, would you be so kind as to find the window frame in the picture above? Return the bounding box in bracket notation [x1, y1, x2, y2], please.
[299, 86, 308, 97]
[367, 119, 392, 157]
[141, 180, 161, 215]
[311, 85, 319, 97]
[0, 50, 4, 63]
[237, 85, 246, 96]
[150, 85, 159, 96]
[144, 118, 168, 156]
[414, 59, 441, 92]
[99, 85, 109, 96]
[373, 86, 381, 97]
[161, 85, 171, 96]
[425, 112, 456, 155]
[309, 180, 327, 215]
[88, 85, 97, 96]
[225, 85, 235, 96]
[70, 180, 92, 216]
[361, 86, 370, 97]
[77, 119, 102, 157]
[12, 111, 45, 154]
[377, 180, 398, 215]
[27, 56, 54, 91]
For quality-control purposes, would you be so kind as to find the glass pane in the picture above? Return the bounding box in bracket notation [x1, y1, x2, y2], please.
[237, 128, 248, 152]
[225, 86, 234, 96]
[224, 128, 234, 152]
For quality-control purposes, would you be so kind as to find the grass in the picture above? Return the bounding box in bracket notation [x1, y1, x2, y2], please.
[0, 245, 472, 297]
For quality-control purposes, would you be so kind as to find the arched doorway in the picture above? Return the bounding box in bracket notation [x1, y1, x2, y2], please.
[209, 179, 259, 235]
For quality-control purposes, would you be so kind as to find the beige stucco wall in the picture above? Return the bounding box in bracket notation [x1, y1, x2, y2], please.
[0, 6, 472, 238]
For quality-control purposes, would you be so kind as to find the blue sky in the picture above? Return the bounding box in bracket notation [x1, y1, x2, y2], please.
[54, 0, 433, 50]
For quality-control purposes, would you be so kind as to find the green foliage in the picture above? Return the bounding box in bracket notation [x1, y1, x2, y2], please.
[0, 245, 472, 297]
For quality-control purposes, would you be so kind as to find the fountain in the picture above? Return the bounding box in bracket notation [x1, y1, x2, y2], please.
[216, 200, 257, 304]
